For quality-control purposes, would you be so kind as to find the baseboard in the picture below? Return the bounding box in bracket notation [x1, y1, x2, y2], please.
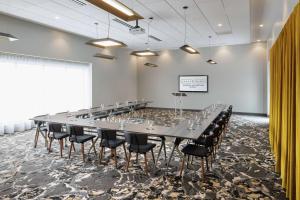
[147, 106, 268, 117]
[233, 112, 268, 117]
[147, 106, 202, 112]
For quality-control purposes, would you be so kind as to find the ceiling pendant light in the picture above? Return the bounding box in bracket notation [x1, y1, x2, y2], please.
[207, 36, 217, 64]
[131, 50, 159, 57]
[94, 53, 116, 60]
[131, 17, 159, 57]
[0, 32, 18, 42]
[87, 0, 143, 22]
[179, 6, 199, 54]
[86, 16, 126, 48]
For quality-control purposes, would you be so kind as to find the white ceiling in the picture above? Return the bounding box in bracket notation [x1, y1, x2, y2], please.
[0, 0, 280, 50]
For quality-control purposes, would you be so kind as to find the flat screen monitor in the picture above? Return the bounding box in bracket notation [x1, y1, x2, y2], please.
[179, 75, 208, 92]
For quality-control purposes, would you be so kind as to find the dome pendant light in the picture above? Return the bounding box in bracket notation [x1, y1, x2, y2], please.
[179, 6, 199, 54]
[86, 14, 126, 48]
[207, 36, 217, 64]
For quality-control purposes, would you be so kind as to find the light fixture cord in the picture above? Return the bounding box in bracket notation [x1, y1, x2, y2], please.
[209, 36, 212, 58]
[147, 18, 153, 48]
[95, 23, 99, 38]
[184, 9, 187, 44]
[107, 13, 111, 38]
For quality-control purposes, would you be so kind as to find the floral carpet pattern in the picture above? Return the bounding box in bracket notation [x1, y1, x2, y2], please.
[0, 110, 286, 200]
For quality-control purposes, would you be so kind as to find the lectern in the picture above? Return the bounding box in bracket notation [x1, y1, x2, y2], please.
[172, 92, 187, 119]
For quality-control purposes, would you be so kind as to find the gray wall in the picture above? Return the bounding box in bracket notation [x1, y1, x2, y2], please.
[137, 43, 267, 114]
[0, 14, 137, 107]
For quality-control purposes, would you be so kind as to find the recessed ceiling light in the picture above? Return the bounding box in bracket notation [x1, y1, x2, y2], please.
[55, 16, 60, 20]
[217, 23, 223, 27]
[87, 0, 143, 21]
[259, 24, 264, 27]
[103, 0, 134, 16]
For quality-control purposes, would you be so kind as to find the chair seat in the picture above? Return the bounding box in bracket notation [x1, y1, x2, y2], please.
[182, 144, 211, 157]
[40, 127, 48, 132]
[101, 138, 125, 148]
[52, 132, 69, 140]
[129, 143, 156, 154]
[70, 134, 95, 143]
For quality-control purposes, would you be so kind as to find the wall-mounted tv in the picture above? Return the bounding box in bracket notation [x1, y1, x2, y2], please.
[179, 75, 208, 92]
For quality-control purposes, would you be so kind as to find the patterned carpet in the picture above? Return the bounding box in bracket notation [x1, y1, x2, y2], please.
[0, 110, 286, 200]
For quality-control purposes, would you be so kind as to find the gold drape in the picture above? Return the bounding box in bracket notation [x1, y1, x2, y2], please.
[269, 3, 300, 200]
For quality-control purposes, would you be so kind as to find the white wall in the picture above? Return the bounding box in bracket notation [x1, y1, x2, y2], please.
[0, 14, 137, 107]
[137, 43, 267, 114]
[268, 0, 298, 46]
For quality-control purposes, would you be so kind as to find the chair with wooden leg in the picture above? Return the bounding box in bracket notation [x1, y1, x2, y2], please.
[98, 129, 127, 168]
[48, 123, 69, 157]
[68, 126, 96, 162]
[125, 133, 156, 173]
[179, 133, 215, 179]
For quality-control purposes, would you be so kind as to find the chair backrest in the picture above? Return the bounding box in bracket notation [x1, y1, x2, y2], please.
[204, 134, 215, 149]
[101, 129, 117, 141]
[126, 133, 148, 146]
[69, 126, 84, 136]
[212, 124, 222, 138]
[49, 123, 62, 133]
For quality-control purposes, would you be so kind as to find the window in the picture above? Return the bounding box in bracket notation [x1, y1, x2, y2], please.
[0, 52, 92, 134]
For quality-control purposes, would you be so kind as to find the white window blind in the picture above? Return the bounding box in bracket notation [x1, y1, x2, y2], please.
[0, 52, 92, 134]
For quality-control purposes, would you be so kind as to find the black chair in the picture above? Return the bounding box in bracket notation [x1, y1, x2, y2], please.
[125, 133, 156, 173]
[48, 123, 69, 157]
[68, 126, 96, 162]
[180, 128, 216, 178]
[98, 129, 127, 168]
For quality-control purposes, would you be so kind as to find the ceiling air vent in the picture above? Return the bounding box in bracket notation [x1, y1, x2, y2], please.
[70, 0, 87, 6]
[113, 18, 135, 29]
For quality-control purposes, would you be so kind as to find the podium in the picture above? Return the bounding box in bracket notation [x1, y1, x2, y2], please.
[172, 92, 187, 119]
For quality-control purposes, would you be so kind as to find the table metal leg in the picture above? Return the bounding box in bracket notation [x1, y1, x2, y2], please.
[156, 140, 164, 166]
[88, 136, 99, 155]
[166, 138, 183, 170]
[43, 130, 48, 148]
[34, 124, 40, 148]
[156, 137, 168, 166]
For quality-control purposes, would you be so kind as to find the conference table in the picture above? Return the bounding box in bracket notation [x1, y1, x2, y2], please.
[31, 101, 229, 167]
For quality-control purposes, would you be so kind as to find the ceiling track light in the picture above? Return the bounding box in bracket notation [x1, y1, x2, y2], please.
[179, 6, 199, 55]
[0, 32, 18, 42]
[87, 0, 143, 21]
[206, 36, 217, 65]
[86, 18, 127, 48]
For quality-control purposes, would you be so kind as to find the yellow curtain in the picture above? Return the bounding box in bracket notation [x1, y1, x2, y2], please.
[269, 3, 300, 200]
